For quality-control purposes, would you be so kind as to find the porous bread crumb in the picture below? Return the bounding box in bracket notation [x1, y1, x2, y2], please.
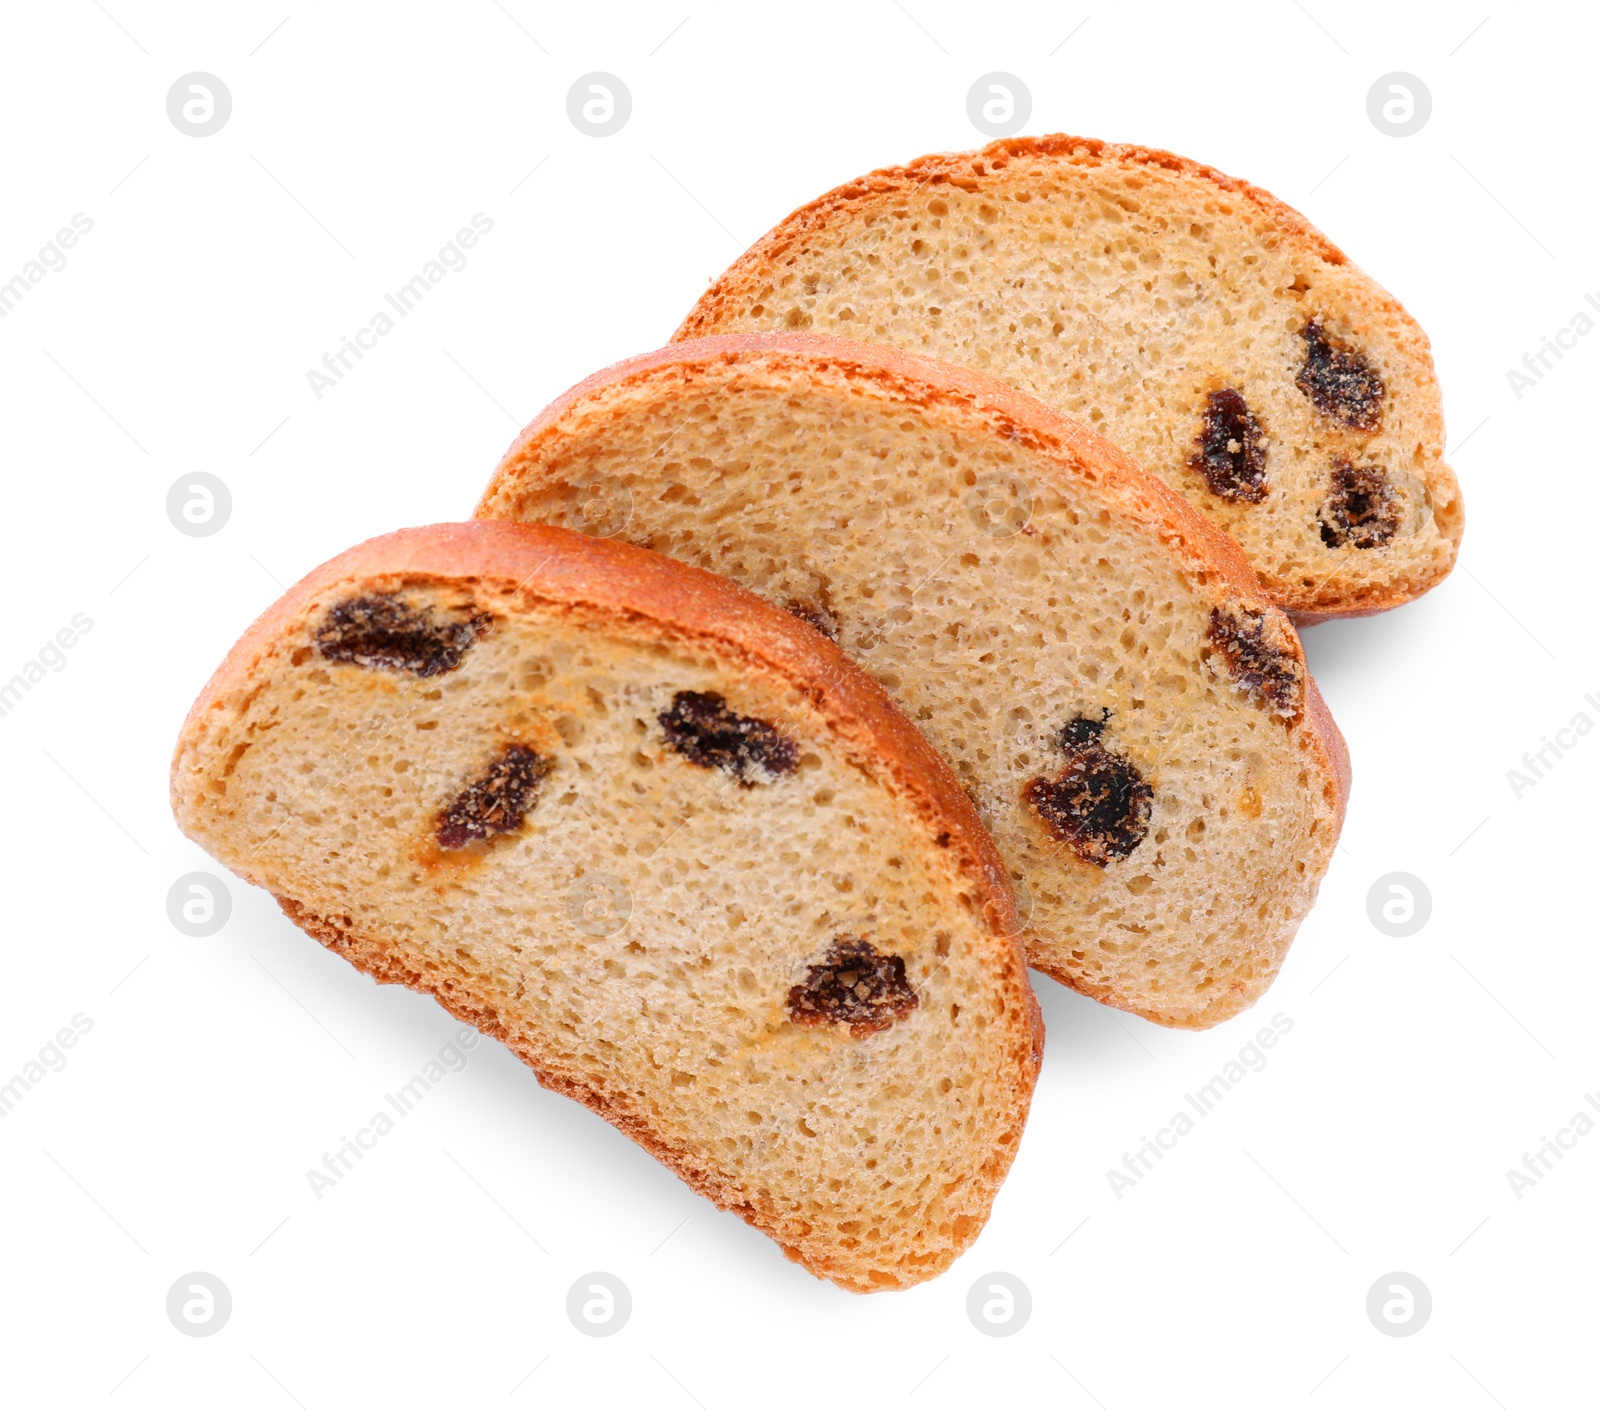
[673, 134, 1464, 618]
[170, 525, 1039, 1293]
[477, 342, 1348, 1028]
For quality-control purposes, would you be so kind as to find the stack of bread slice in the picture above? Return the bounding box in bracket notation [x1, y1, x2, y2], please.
[173, 134, 1458, 1290]
[478, 335, 1351, 1030]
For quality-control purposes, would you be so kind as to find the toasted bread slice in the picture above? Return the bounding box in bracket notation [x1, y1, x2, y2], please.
[477, 337, 1351, 1027]
[674, 134, 1463, 619]
[170, 522, 1041, 1292]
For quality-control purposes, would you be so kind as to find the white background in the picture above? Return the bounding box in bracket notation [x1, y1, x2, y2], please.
[1, 1, 1594, 1405]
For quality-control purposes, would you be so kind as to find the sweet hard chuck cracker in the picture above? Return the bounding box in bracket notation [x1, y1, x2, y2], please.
[171, 521, 1041, 1292]
[477, 336, 1351, 1028]
[673, 134, 1464, 620]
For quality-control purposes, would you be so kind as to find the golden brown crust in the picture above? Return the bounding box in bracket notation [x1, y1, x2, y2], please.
[479, 335, 1351, 837]
[173, 522, 1043, 1288]
[1304, 674, 1353, 829]
[670, 134, 1460, 619]
[674, 136, 1352, 342]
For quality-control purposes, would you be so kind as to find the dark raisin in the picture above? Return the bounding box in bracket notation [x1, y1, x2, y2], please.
[1024, 713, 1152, 866]
[658, 690, 799, 784]
[1058, 712, 1108, 744]
[314, 595, 489, 677]
[1206, 607, 1305, 720]
[1188, 388, 1268, 502]
[1319, 458, 1401, 549]
[1295, 318, 1384, 430]
[784, 599, 840, 641]
[435, 744, 551, 849]
[786, 937, 919, 1038]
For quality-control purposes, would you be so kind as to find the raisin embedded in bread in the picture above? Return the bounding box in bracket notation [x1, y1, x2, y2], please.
[672, 134, 1464, 620]
[170, 522, 1040, 1293]
[476, 336, 1351, 1028]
